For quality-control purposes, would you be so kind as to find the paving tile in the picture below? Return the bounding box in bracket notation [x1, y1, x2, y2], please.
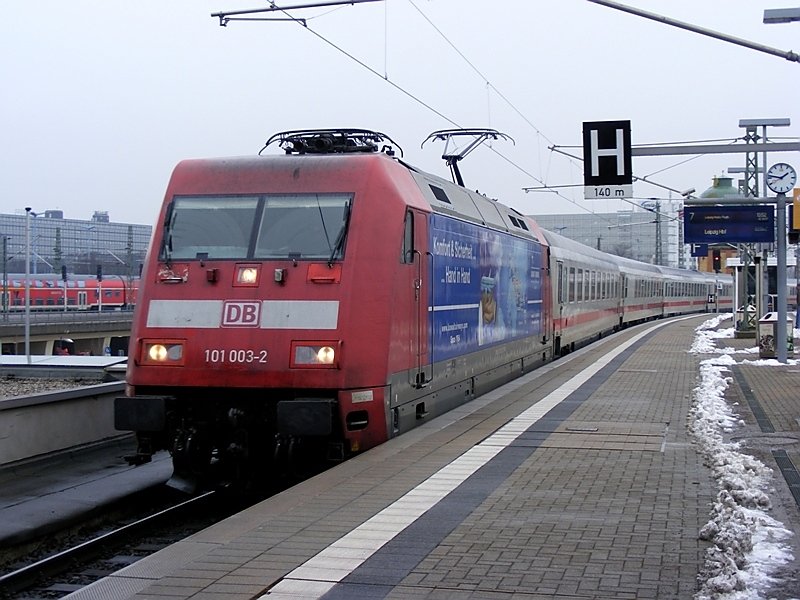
[56, 317, 800, 600]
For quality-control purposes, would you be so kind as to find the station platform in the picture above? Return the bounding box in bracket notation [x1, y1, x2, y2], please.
[0, 354, 127, 380]
[52, 315, 799, 599]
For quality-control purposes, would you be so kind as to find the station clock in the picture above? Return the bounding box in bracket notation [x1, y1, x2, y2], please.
[766, 162, 797, 194]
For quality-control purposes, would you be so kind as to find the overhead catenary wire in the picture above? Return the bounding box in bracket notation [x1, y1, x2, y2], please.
[218, 5, 622, 225]
[399, 0, 734, 220]
[213, 1, 684, 224]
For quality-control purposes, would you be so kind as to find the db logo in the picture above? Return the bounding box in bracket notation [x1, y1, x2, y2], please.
[222, 301, 261, 327]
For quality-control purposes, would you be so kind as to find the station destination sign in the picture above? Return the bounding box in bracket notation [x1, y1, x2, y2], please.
[684, 205, 774, 244]
[582, 120, 633, 200]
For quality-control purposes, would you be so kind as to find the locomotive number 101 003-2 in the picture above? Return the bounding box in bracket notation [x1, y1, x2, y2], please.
[204, 348, 269, 364]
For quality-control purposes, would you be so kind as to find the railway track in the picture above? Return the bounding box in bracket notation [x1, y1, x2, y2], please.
[0, 488, 243, 599]
[1, 430, 323, 599]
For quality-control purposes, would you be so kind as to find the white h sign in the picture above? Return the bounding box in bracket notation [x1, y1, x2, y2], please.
[583, 120, 633, 199]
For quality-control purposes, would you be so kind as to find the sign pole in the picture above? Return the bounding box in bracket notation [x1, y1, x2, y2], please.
[776, 191, 788, 363]
[24, 207, 31, 364]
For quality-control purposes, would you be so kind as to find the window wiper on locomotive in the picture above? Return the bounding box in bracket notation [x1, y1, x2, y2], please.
[160, 201, 175, 265]
[328, 203, 350, 267]
[316, 195, 334, 257]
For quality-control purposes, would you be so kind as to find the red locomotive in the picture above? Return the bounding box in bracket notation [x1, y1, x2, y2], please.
[115, 129, 730, 491]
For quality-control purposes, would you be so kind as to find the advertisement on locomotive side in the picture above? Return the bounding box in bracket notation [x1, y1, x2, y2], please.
[429, 214, 543, 361]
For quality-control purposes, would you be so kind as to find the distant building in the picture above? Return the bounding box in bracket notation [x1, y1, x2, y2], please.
[694, 176, 740, 274]
[0, 210, 152, 278]
[530, 199, 684, 268]
[699, 175, 739, 200]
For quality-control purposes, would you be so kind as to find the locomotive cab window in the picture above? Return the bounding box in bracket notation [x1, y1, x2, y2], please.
[162, 196, 259, 260]
[161, 194, 352, 261]
[255, 194, 351, 260]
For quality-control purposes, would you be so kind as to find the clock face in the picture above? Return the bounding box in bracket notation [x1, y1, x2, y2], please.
[766, 162, 797, 194]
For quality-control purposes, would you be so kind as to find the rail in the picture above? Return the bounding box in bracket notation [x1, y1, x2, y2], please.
[0, 490, 216, 596]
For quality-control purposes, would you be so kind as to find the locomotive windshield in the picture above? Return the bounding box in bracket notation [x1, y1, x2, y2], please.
[162, 194, 352, 261]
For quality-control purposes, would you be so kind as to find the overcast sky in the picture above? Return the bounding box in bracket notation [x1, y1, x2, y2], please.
[3, 1, 798, 226]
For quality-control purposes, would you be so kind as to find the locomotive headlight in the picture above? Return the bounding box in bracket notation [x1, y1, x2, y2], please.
[142, 340, 184, 365]
[291, 341, 340, 368]
[148, 344, 168, 361]
[316, 346, 335, 364]
[236, 266, 259, 285]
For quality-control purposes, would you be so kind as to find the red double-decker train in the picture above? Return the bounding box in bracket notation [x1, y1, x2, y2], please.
[2, 275, 138, 311]
[115, 129, 731, 491]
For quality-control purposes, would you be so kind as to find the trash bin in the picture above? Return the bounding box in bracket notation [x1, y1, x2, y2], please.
[734, 304, 757, 338]
[757, 312, 794, 359]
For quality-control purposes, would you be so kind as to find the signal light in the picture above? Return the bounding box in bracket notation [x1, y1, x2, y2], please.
[235, 265, 259, 286]
[793, 194, 800, 231]
[712, 249, 721, 273]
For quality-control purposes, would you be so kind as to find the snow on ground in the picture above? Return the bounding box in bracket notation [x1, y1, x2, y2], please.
[689, 313, 796, 600]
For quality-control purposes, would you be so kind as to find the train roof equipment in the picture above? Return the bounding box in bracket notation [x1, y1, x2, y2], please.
[422, 128, 514, 187]
[261, 128, 403, 157]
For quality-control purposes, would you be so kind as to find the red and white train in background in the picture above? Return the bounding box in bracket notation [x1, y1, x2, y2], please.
[115, 129, 733, 491]
[2, 275, 138, 311]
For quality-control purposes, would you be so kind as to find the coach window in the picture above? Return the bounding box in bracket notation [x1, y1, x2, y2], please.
[584, 271, 589, 301]
[402, 210, 414, 264]
[583, 270, 589, 302]
[584, 271, 589, 302]
[569, 267, 576, 303]
[582, 269, 588, 302]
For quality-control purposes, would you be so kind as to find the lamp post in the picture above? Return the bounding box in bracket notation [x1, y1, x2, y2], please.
[24, 207, 33, 363]
[763, 10, 800, 333]
[763, 8, 800, 24]
[1, 235, 8, 323]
